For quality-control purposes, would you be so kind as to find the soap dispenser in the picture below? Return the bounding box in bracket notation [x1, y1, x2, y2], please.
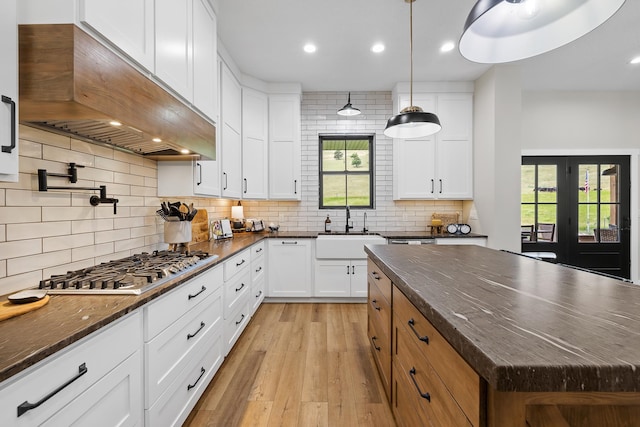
[325, 215, 332, 232]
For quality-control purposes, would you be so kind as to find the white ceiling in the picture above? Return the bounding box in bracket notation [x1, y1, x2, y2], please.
[216, 0, 640, 92]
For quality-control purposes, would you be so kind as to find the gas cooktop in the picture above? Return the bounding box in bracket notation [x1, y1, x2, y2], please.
[38, 250, 219, 295]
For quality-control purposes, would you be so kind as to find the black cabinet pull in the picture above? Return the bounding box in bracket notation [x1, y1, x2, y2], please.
[408, 318, 429, 344]
[187, 321, 205, 340]
[439, 179, 443, 194]
[430, 179, 434, 194]
[294, 179, 297, 194]
[372, 272, 380, 280]
[196, 162, 202, 186]
[223, 172, 228, 190]
[255, 266, 262, 273]
[256, 290, 263, 298]
[255, 247, 263, 253]
[235, 282, 245, 292]
[1, 95, 16, 154]
[236, 259, 246, 267]
[346, 265, 350, 275]
[244, 178, 247, 193]
[187, 367, 206, 391]
[371, 336, 381, 351]
[188, 285, 206, 300]
[351, 265, 355, 275]
[409, 368, 431, 401]
[371, 299, 381, 311]
[17, 363, 88, 417]
[235, 313, 245, 325]
[282, 241, 298, 245]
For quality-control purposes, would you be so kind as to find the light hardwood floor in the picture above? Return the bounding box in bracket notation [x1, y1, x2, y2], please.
[184, 303, 396, 427]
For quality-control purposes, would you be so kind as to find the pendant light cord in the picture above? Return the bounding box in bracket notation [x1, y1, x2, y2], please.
[409, 0, 414, 108]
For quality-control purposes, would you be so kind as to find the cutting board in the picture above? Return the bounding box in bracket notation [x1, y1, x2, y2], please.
[191, 209, 210, 243]
[0, 295, 50, 322]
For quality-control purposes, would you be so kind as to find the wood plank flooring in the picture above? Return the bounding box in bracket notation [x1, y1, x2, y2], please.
[184, 303, 396, 427]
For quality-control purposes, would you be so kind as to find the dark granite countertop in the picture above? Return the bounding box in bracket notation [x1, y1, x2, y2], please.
[364, 244, 640, 393]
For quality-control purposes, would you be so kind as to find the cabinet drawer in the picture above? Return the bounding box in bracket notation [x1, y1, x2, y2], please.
[0, 312, 141, 427]
[367, 258, 391, 302]
[146, 329, 224, 427]
[251, 255, 265, 283]
[224, 298, 251, 354]
[395, 317, 473, 427]
[145, 265, 223, 340]
[224, 249, 250, 281]
[145, 287, 223, 407]
[251, 278, 265, 313]
[251, 241, 266, 259]
[393, 285, 481, 426]
[392, 360, 432, 427]
[368, 277, 391, 337]
[368, 314, 391, 402]
[224, 268, 251, 318]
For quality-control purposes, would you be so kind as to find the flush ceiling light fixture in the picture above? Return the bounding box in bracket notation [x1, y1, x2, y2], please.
[337, 92, 361, 116]
[384, 0, 441, 139]
[459, 0, 626, 63]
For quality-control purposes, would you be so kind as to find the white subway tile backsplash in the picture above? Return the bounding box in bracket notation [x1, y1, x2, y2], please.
[71, 138, 114, 159]
[42, 206, 94, 222]
[7, 221, 71, 241]
[43, 258, 96, 279]
[43, 145, 95, 167]
[8, 250, 71, 276]
[95, 228, 131, 244]
[43, 232, 94, 252]
[72, 218, 114, 234]
[20, 126, 69, 148]
[19, 139, 43, 159]
[95, 157, 130, 174]
[0, 207, 42, 224]
[115, 237, 146, 252]
[0, 238, 42, 259]
[72, 242, 115, 262]
[6, 189, 71, 207]
[0, 271, 42, 295]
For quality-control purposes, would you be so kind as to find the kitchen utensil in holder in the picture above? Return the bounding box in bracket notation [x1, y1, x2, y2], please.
[164, 221, 192, 252]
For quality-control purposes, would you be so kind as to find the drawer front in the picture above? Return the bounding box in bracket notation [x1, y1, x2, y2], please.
[224, 248, 250, 281]
[368, 277, 391, 337]
[395, 317, 474, 427]
[224, 268, 251, 317]
[251, 241, 266, 259]
[251, 254, 265, 284]
[368, 314, 391, 402]
[224, 299, 251, 354]
[392, 360, 433, 427]
[393, 285, 481, 426]
[145, 287, 223, 407]
[0, 312, 141, 426]
[145, 265, 223, 340]
[146, 330, 224, 427]
[251, 278, 265, 313]
[367, 258, 391, 302]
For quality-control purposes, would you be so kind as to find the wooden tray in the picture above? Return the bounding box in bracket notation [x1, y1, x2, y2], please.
[0, 295, 50, 322]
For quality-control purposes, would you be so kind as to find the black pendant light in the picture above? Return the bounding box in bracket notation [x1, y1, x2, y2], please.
[459, 0, 626, 64]
[337, 92, 361, 116]
[384, 0, 441, 139]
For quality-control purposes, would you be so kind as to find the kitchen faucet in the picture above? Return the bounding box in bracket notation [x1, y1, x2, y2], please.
[345, 205, 353, 233]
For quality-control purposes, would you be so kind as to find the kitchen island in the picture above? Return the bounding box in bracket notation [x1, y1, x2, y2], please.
[365, 244, 640, 427]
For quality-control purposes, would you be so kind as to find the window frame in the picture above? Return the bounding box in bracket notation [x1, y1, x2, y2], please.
[318, 133, 375, 209]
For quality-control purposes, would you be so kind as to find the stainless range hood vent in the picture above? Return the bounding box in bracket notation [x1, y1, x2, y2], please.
[19, 24, 215, 160]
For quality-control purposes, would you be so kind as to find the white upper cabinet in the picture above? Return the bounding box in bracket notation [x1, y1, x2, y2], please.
[157, 159, 219, 197]
[220, 62, 242, 199]
[0, 0, 18, 181]
[192, 0, 217, 121]
[393, 92, 473, 200]
[154, 0, 193, 101]
[80, 0, 155, 72]
[242, 88, 268, 199]
[269, 94, 301, 200]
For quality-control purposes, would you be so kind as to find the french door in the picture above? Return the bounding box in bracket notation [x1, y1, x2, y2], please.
[522, 156, 630, 279]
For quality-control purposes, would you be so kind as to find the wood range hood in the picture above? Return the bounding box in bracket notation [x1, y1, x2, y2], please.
[19, 24, 215, 160]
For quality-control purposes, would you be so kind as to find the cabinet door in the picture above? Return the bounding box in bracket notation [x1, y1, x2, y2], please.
[192, 0, 217, 120]
[194, 160, 220, 196]
[268, 240, 312, 297]
[350, 260, 368, 297]
[269, 94, 301, 200]
[436, 94, 473, 199]
[80, 0, 155, 71]
[0, 0, 18, 180]
[155, 0, 193, 101]
[220, 64, 242, 198]
[393, 138, 436, 200]
[242, 88, 268, 199]
[315, 260, 351, 297]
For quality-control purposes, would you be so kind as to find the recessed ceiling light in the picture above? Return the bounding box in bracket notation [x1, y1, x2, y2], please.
[440, 41, 455, 53]
[630, 56, 640, 65]
[109, 121, 122, 127]
[303, 43, 317, 53]
[180, 149, 190, 154]
[152, 137, 162, 143]
[371, 43, 385, 53]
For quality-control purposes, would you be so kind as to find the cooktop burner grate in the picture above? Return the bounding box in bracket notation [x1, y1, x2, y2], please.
[39, 250, 219, 295]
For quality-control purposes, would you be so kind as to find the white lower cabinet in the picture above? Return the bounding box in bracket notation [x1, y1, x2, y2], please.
[0, 312, 143, 427]
[315, 259, 368, 298]
[267, 239, 313, 297]
[144, 265, 224, 426]
[223, 248, 252, 355]
[250, 241, 266, 315]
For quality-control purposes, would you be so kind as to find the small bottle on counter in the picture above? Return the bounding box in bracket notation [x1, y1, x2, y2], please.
[325, 215, 332, 232]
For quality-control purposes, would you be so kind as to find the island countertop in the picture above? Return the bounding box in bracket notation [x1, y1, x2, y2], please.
[364, 244, 640, 393]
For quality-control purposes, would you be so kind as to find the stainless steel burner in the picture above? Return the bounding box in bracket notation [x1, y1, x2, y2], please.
[39, 250, 219, 295]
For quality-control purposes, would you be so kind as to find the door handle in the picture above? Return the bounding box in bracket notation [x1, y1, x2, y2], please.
[244, 178, 247, 193]
[430, 179, 434, 194]
[1, 95, 16, 154]
[196, 163, 202, 185]
[223, 172, 228, 190]
[439, 179, 443, 194]
[18, 363, 88, 416]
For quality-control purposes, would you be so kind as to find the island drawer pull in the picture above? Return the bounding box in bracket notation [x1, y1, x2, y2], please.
[371, 336, 381, 351]
[408, 318, 429, 344]
[235, 282, 245, 292]
[236, 259, 246, 267]
[236, 313, 245, 325]
[372, 272, 381, 280]
[371, 299, 381, 311]
[188, 285, 207, 300]
[187, 321, 205, 340]
[187, 367, 206, 391]
[409, 368, 431, 402]
[17, 363, 88, 417]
